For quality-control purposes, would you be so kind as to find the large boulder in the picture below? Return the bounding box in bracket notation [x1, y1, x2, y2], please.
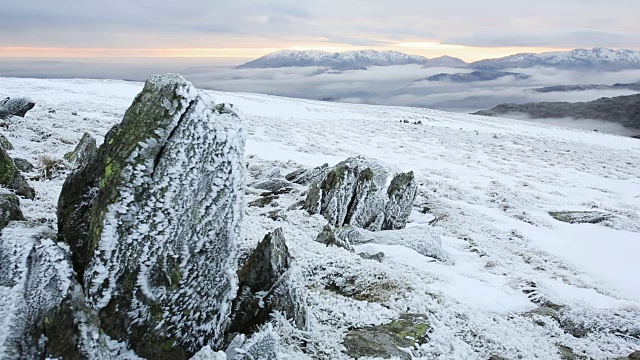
[304, 157, 418, 231]
[63, 132, 97, 168]
[57, 74, 246, 358]
[0, 144, 35, 199]
[0, 194, 24, 229]
[0, 97, 35, 119]
[229, 228, 307, 334]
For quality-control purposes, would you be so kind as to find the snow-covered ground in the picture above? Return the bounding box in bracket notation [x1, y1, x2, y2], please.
[1, 76, 639, 359]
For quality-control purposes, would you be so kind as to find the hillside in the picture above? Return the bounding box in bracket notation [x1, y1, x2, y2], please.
[474, 94, 640, 130]
[1, 76, 639, 359]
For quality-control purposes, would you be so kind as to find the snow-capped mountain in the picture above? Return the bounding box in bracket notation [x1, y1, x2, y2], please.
[237, 50, 437, 70]
[470, 47, 640, 70]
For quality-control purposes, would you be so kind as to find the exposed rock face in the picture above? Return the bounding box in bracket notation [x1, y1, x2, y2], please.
[316, 224, 354, 251]
[549, 211, 612, 224]
[0, 97, 36, 119]
[304, 157, 417, 231]
[57, 74, 246, 357]
[0, 194, 24, 229]
[0, 134, 13, 150]
[0, 145, 35, 199]
[63, 132, 97, 168]
[285, 163, 330, 185]
[13, 158, 34, 173]
[473, 94, 640, 130]
[249, 178, 292, 192]
[229, 229, 307, 334]
[343, 314, 430, 359]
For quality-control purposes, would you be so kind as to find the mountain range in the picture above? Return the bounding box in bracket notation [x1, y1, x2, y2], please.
[237, 47, 640, 71]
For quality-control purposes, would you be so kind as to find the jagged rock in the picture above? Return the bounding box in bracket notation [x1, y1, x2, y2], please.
[383, 171, 418, 230]
[0, 194, 24, 229]
[57, 74, 246, 358]
[316, 224, 354, 251]
[247, 195, 279, 208]
[63, 132, 97, 168]
[304, 157, 417, 231]
[229, 229, 307, 334]
[343, 314, 430, 359]
[0, 133, 13, 150]
[250, 178, 292, 192]
[13, 158, 34, 173]
[285, 163, 330, 185]
[0, 97, 35, 119]
[549, 211, 612, 224]
[0, 145, 35, 199]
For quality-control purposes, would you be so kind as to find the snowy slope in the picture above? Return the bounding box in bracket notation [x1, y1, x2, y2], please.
[1, 77, 640, 359]
[471, 47, 640, 70]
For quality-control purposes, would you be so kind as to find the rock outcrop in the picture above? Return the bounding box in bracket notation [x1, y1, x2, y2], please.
[285, 163, 330, 185]
[63, 132, 97, 168]
[0, 144, 35, 199]
[0, 194, 24, 229]
[56, 74, 246, 358]
[304, 157, 417, 231]
[549, 211, 612, 224]
[0, 134, 13, 150]
[229, 228, 307, 334]
[0, 97, 35, 119]
[315, 224, 354, 251]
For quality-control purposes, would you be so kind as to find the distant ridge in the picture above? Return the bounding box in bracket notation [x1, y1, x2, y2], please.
[237, 47, 640, 71]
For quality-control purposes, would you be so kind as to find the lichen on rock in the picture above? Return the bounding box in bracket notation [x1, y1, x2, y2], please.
[57, 74, 246, 357]
[63, 132, 97, 168]
[0, 144, 35, 199]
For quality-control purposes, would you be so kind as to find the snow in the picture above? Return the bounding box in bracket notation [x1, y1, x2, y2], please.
[1, 76, 639, 359]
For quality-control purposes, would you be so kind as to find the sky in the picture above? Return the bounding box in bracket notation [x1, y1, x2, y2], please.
[2, 0, 640, 61]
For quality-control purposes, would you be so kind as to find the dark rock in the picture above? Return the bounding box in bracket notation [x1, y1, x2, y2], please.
[619, 351, 640, 360]
[488, 356, 508, 360]
[13, 158, 34, 172]
[250, 178, 292, 192]
[229, 229, 307, 334]
[285, 163, 330, 185]
[0, 97, 35, 119]
[0, 194, 24, 229]
[248, 195, 279, 208]
[557, 345, 590, 360]
[260, 187, 294, 196]
[316, 224, 354, 251]
[223, 329, 281, 360]
[549, 211, 612, 224]
[57, 74, 246, 357]
[63, 132, 97, 168]
[0, 133, 13, 150]
[0, 144, 35, 199]
[343, 314, 430, 359]
[304, 157, 417, 231]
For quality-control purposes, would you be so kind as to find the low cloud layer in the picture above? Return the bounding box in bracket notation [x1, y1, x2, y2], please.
[1, 58, 639, 136]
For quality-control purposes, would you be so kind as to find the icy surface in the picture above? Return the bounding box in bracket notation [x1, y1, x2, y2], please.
[0, 76, 639, 359]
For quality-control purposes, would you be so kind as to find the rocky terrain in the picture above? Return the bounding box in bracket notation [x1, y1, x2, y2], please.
[0, 75, 639, 359]
[474, 93, 640, 130]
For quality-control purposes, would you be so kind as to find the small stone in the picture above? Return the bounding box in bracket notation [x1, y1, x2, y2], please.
[359, 252, 385, 262]
[316, 224, 354, 251]
[63, 132, 97, 168]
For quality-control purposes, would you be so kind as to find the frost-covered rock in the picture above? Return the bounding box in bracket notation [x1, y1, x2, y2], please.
[285, 163, 330, 185]
[249, 178, 292, 192]
[225, 327, 282, 360]
[383, 171, 418, 230]
[304, 157, 417, 231]
[0, 134, 13, 150]
[315, 224, 354, 251]
[342, 314, 430, 360]
[12, 158, 34, 173]
[63, 132, 97, 168]
[549, 210, 612, 224]
[0, 194, 24, 229]
[0, 97, 35, 119]
[230, 229, 307, 334]
[0, 145, 35, 199]
[57, 74, 246, 358]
